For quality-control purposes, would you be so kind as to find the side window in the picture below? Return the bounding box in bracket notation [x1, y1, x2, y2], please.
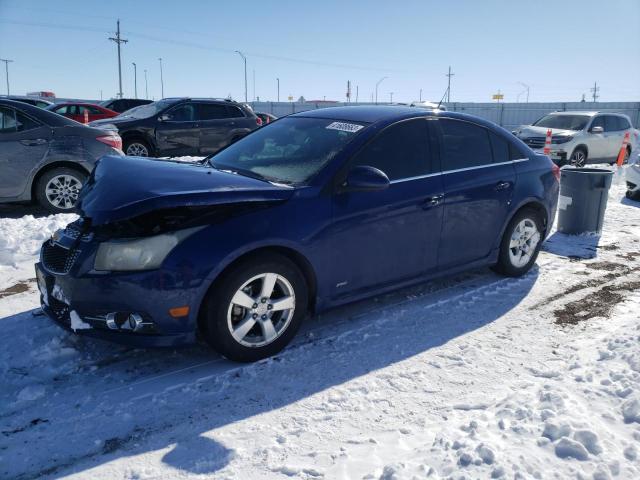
[55, 105, 69, 114]
[86, 106, 102, 114]
[604, 116, 620, 132]
[226, 106, 245, 118]
[167, 103, 196, 121]
[590, 116, 605, 131]
[0, 107, 17, 133]
[489, 132, 509, 164]
[67, 105, 79, 115]
[619, 117, 631, 130]
[351, 118, 432, 180]
[198, 103, 229, 120]
[15, 112, 40, 132]
[439, 119, 492, 170]
[509, 143, 528, 160]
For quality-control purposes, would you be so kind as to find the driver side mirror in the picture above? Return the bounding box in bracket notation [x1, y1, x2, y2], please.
[158, 113, 172, 122]
[591, 126, 604, 134]
[341, 165, 390, 192]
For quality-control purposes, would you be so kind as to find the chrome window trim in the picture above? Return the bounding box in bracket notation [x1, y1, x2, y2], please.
[389, 158, 529, 183]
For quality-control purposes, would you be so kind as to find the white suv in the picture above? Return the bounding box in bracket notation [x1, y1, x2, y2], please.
[513, 111, 634, 167]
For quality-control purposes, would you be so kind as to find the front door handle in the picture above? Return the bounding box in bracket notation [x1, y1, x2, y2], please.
[422, 194, 444, 209]
[495, 181, 512, 191]
[20, 138, 48, 146]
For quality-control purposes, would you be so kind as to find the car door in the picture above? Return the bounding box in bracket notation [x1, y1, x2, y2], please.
[155, 102, 199, 156]
[0, 106, 52, 198]
[197, 103, 233, 155]
[329, 118, 443, 298]
[435, 118, 516, 269]
[586, 115, 607, 162]
[604, 115, 626, 162]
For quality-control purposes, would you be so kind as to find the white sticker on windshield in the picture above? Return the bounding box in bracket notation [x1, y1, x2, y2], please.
[326, 122, 364, 133]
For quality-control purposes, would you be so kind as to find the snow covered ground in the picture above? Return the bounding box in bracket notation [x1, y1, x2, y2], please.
[1, 167, 639, 480]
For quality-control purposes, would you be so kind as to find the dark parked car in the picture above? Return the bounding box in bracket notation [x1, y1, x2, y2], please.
[46, 102, 119, 123]
[0, 99, 122, 213]
[255, 112, 277, 125]
[100, 98, 153, 113]
[0, 95, 53, 108]
[90, 98, 261, 157]
[37, 106, 559, 362]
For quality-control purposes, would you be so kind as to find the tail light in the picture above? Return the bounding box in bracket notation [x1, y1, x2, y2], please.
[96, 134, 123, 152]
[256, 116, 263, 126]
[551, 163, 561, 182]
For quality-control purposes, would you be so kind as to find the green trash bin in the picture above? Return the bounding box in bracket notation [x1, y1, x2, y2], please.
[557, 167, 614, 234]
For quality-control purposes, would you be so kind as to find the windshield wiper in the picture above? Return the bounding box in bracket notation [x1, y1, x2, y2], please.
[213, 165, 271, 183]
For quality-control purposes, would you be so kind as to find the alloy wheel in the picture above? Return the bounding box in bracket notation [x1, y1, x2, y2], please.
[571, 150, 586, 167]
[227, 273, 296, 348]
[508, 218, 541, 268]
[126, 142, 149, 156]
[44, 174, 82, 210]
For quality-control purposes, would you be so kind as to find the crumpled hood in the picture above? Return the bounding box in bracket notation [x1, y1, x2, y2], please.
[77, 155, 293, 225]
[516, 125, 575, 138]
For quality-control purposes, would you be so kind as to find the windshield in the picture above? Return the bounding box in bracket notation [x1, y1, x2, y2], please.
[115, 99, 177, 119]
[209, 117, 367, 184]
[533, 114, 589, 131]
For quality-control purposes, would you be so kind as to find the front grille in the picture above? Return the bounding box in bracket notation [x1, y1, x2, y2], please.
[523, 137, 546, 149]
[42, 242, 79, 274]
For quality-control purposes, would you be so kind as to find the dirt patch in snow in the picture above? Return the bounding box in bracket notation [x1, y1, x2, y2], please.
[554, 280, 640, 325]
[0, 279, 35, 299]
[585, 261, 627, 271]
[617, 251, 640, 262]
[598, 243, 620, 251]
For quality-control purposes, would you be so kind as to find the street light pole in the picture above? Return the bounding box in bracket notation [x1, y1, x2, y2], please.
[0, 59, 13, 95]
[132, 62, 137, 99]
[158, 58, 164, 99]
[375, 76, 387, 104]
[235, 51, 247, 102]
[144, 69, 148, 99]
[276, 77, 280, 102]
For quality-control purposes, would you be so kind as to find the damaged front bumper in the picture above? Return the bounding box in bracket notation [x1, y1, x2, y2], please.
[35, 224, 202, 348]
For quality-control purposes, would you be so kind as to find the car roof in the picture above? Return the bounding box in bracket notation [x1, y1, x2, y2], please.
[0, 98, 81, 126]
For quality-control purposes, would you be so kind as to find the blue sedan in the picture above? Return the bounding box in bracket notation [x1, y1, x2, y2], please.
[36, 106, 559, 362]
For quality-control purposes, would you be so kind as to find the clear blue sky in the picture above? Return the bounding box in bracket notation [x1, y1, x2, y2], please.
[0, 0, 639, 103]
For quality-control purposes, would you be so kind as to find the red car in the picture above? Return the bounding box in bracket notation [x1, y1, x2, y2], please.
[46, 102, 119, 123]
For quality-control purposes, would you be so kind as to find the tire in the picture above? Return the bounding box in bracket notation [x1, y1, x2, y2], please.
[570, 147, 587, 167]
[627, 189, 640, 200]
[492, 208, 544, 277]
[124, 138, 152, 157]
[200, 253, 308, 362]
[35, 167, 87, 214]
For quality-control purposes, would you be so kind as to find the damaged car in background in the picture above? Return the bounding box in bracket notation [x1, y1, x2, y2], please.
[36, 106, 559, 362]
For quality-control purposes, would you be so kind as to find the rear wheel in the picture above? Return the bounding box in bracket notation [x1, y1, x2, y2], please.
[570, 147, 587, 167]
[492, 209, 544, 277]
[124, 138, 151, 157]
[35, 167, 87, 213]
[200, 253, 308, 362]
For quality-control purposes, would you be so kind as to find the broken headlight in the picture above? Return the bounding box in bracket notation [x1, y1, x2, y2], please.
[94, 227, 202, 271]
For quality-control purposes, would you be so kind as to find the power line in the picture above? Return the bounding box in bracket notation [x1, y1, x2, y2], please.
[108, 19, 128, 98]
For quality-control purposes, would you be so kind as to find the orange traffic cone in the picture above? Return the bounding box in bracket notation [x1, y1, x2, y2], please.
[543, 129, 552, 155]
[83, 109, 89, 124]
[616, 131, 630, 166]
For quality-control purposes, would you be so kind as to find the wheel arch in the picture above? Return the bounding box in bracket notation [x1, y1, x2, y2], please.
[30, 161, 91, 201]
[196, 245, 319, 332]
[571, 144, 588, 158]
[120, 131, 155, 154]
[497, 199, 550, 249]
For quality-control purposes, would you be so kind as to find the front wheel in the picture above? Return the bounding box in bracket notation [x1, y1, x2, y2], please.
[492, 209, 544, 277]
[570, 147, 587, 167]
[124, 138, 152, 157]
[200, 253, 308, 362]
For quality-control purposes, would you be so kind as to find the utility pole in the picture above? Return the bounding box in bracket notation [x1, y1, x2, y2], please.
[445, 66, 454, 103]
[356, 85, 359, 103]
[235, 51, 247, 102]
[389, 92, 393, 103]
[517, 81, 530, 103]
[144, 69, 148, 99]
[100, 89, 103, 100]
[590, 81, 599, 102]
[132, 62, 137, 99]
[419, 88, 422, 102]
[158, 58, 164, 98]
[108, 19, 128, 99]
[375, 76, 388, 104]
[276, 77, 280, 102]
[0, 59, 13, 95]
[346, 80, 351, 103]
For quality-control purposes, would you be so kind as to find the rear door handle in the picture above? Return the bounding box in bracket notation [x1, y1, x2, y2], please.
[495, 181, 512, 191]
[422, 194, 444, 209]
[20, 138, 48, 146]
